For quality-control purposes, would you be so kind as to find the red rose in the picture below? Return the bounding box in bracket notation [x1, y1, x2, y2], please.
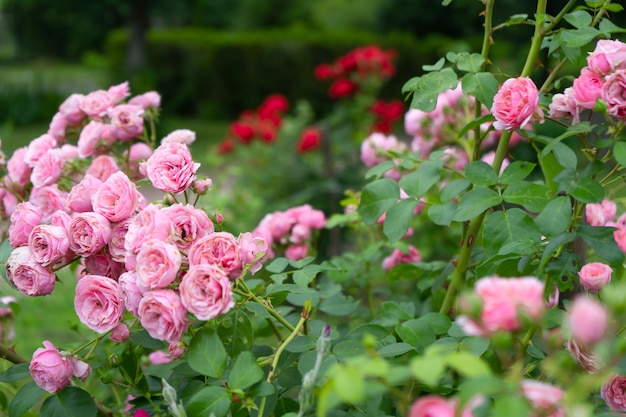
[296, 127, 322, 153]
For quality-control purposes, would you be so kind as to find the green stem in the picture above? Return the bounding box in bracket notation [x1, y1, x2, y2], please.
[521, 0, 547, 78]
[0, 344, 27, 364]
[233, 283, 296, 332]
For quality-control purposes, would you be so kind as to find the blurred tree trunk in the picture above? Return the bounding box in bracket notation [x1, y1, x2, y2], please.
[126, 0, 149, 76]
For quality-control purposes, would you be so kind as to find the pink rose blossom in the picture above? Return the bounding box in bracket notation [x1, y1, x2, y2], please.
[602, 69, 626, 119]
[67, 174, 102, 213]
[409, 395, 473, 417]
[588, 39, 626, 75]
[8, 202, 43, 247]
[188, 232, 241, 278]
[136, 239, 182, 291]
[47, 113, 68, 142]
[67, 212, 112, 256]
[58, 93, 86, 125]
[138, 289, 189, 343]
[566, 339, 601, 373]
[572, 68, 604, 109]
[602, 373, 626, 412]
[613, 224, 626, 252]
[71, 357, 91, 382]
[30, 149, 63, 188]
[118, 271, 144, 316]
[548, 88, 579, 122]
[491, 77, 544, 130]
[29, 185, 67, 222]
[80, 89, 114, 119]
[6, 147, 32, 189]
[74, 274, 124, 333]
[382, 245, 422, 270]
[148, 350, 173, 365]
[109, 219, 131, 263]
[92, 171, 138, 222]
[83, 249, 125, 280]
[128, 91, 161, 109]
[143, 142, 199, 194]
[192, 178, 212, 195]
[77, 120, 112, 158]
[108, 104, 144, 141]
[58, 144, 79, 162]
[24, 134, 56, 167]
[179, 264, 234, 320]
[285, 243, 308, 260]
[360, 132, 406, 167]
[107, 81, 130, 104]
[28, 224, 70, 267]
[567, 295, 609, 345]
[578, 262, 612, 293]
[86, 155, 120, 181]
[163, 204, 214, 251]
[110, 323, 129, 343]
[29, 340, 74, 393]
[161, 129, 196, 145]
[238, 232, 268, 275]
[127, 142, 152, 180]
[124, 204, 174, 259]
[6, 246, 56, 296]
[586, 199, 617, 226]
[521, 380, 565, 417]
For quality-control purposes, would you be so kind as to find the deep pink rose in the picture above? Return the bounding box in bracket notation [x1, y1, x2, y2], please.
[136, 239, 182, 291]
[67, 212, 112, 256]
[285, 244, 308, 261]
[29, 185, 67, 223]
[567, 295, 609, 345]
[578, 262, 612, 293]
[188, 232, 241, 278]
[163, 204, 214, 251]
[238, 232, 268, 275]
[108, 104, 144, 141]
[58, 93, 86, 125]
[74, 274, 124, 333]
[602, 69, 626, 119]
[110, 323, 129, 343]
[6, 147, 32, 189]
[138, 289, 189, 343]
[28, 224, 70, 267]
[118, 271, 144, 316]
[180, 264, 234, 320]
[92, 171, 138, 222]
[161, 129, 196, 145]
[491, 77, 544, 130]
[8, 202, 43, 247]
[67, 174, 102, 213]
[602, 373, 626, 412]
[128, 91, 161, 109]
[572, 68, 604, 109]
[143, 142, 199, 193]
[382, 245, 422, 270]
[86, 155, 120, 181]
[80, 89, 114, 119]
[521, 380, 565, 417]
[6, 246, 56, 296]
[24, 134, 56, 167]
[29, 340, 73, 393]
[30, 149, 63, 188]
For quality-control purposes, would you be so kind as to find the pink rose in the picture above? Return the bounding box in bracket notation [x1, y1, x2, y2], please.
[118, 271, 144, 316]
[136, 239, 182, 291]
[128, 91, 161, 109]
[107, 81, 130, 104]
[285, 243, 308, 260]
[109, 218, 131, 263]
[614, 224, 626, 252]
[86, 155, 120, 181]
[586, 199, 617, 226]
[29, 340, 74, 393]
[6, 147, 32, 189]
[24, 134, 56, 167]
[578, 262, 612, 293]
[602, 69, 626, 119]
[602, 373, 626, 412]
[127, 142, 152, 180]
[163, 204, 214, 251]
[67, 174, 102, 213]
[29, 185, 67, 223]
[108, 104, 144, 141]
[110, 323, 129, 343]
[238, 232, 268, 275]
[48, 112, 68, 142]
[409, 395, 473, 417]
[124, 204, 174, 259]
[71, 357, 91, 382]
[188, 232, 241, 278]
[148, 350, 173, 365]
[161, 129, 196, 145]
[179, 264, 234, 320]
[80, 89, 114, 119]
[567, 295, 609, 345]
[74, 274, 124, 333]
[30, 149, 63, 188]
[404, 108, 427, 137]
[28, 224, 70, 267]
[588, 39, 626, 75]
[6, 246, 56, 296]
[192, 178, 212, 195]
[143, 142, 199, 194]
[92, 171, 138, 222]
[360, 132, 406, 168]
[548, 88, 579, 122]
[491, 77, 544, 130]
[83, 249, 125, 280]
[138, 290, 189, 343]
[382, 245, 422, 270]
[8, 202, 43, 247]
[291, 204, 327, 229]
[58, 144, 80, 162]
[566, 339, 601, 373]
[572, 68, 604, 109]
[58, 93, 86, 125]
[520, 380, 565, 417]
[67, 212, 112, 256]
[77, 120, 112, 158]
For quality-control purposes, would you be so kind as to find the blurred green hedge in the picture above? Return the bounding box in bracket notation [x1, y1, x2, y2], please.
[106, 28, 475, 119]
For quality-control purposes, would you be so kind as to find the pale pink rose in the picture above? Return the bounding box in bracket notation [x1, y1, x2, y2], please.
[572, 68, 604, 109]
[614, 224, 626, 252]
[110, 323, 129, 343]
[441, 146, 469, 171]
[47, 113, 68, 142]
[238, 232, 268, 275]
[285, 244, 308, 260]
[67, 174, 102, 213]
[77, 120, 111, 158]
[404, 108, 426, 136]
[8, 202, 43, 247]
[50, 209, 72, 230]
[169, 343, 185, 360]
[127, 142, 152, 180]
[118, 271, 143, 316]
[29, 340, 74, 393]
[586, 199, 617, 226]
[74, 274, 124, 333]
[602, 373, 626, 411]
[491, 77, 544, 130]
[457, 276, 544, 336]
[92, 171, 138, 222]
[71, 357, 91, 382]
[1, 189, 18, 218]
[86, 155, 121, 181]
[28, 224, 70, 267]
[602, 69, 626, 119]
[589, 39, 626, 75]
[83, 249, 125, 280]
[67, 212, 112, 256]
[382, 245, 422, 270]
[138, 289, 189, 343]
[521, 380, 565, 417]
[31, 149, 64, 188]
[148, 351, 173, 365]
[567, 295, 609, 345]
[143, 142, 199, 194]
[24, 134, 56, 167]
[192, 178, 212, 195]
[124, 204, 174, 258]
[107, 81, 130, 104]
[108, 104, 144, 141]
[188, 232, 241, 278]
[109, 219, 132, 263]
[566, 339, 601, 373]
[409, 395, 473, 417]
[80, 89, 114, 119]
[291, 204, 327, 229]
[163, 204, 214, 251]
[136, 239, 182, 291]
[179, 264, 234, 320]
[29, 185, 67, 222]
[161, 129, 196, 145]
[6, 147, 32, 189]
[6, 246, 56, 296]
[58, 144, 80, 162]
[58, 93, 86, 125]
[128, 91, 161, 109]
[360, 132, 406, 167]
[411, 135, 438, 159]
[578, 262, 612, 293]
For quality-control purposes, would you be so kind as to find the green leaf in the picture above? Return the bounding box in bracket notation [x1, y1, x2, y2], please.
[293, 265, 323, 287]
[448, 52, 485, 73]
[188, 328, 228, 378]
[395, 319, 436, 353]
[614, 142, 626, 168]
[599, 18, 626, 35]
[399, 160, 443, 198]
[319, 293, 359, 316]
[460, 337, 490, 357]
[420, 312, 452, 334]
[0, 239, 13, 285]
[377, 342, 414, 358]
[40, 387, 97, 417]
[422, 57, 445, 72]
[9, 381, 45, 417]
[564, 10, 592, 28]
[461, 72, 499, 108]
[568, 178, 604, 203]
[446, 351, 492, 377]
[577, 224, 624, 265]
[380, 301, 415, 321]
[427, 202, 457, 226]
[452, 187, 502, 222]
[502, 181, 551, 213]
[465, 161, 498, 186]
[265, 257, 289, 273]
[483, 209, 541, 257]
[410, 355, 446, 386]
[186, 386, 232, 417]
[551, 142, 578, 169]
[561, 27, 600, 48]
[440, 179, 470, 202]
[403, 67, 459, 112]
[365, 160, 398, 179]
[358, 178, 400, 224]
[492, 396, 532, 417]
[333, 365, 365, 404]
[455, 114, 495, 141]
[384, 199, 420, 243]
[0, 364, 30, 383]
[499, 161, 536, 184]
[534, 197, 572, 236]
[220, 309, 254, 357]
[227, 351, 264, 390]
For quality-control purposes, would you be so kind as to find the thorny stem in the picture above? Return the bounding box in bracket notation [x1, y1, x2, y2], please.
[233, 280, 296, 333]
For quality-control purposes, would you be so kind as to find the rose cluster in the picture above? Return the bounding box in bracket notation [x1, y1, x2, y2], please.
[369, 99, 404, 134]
